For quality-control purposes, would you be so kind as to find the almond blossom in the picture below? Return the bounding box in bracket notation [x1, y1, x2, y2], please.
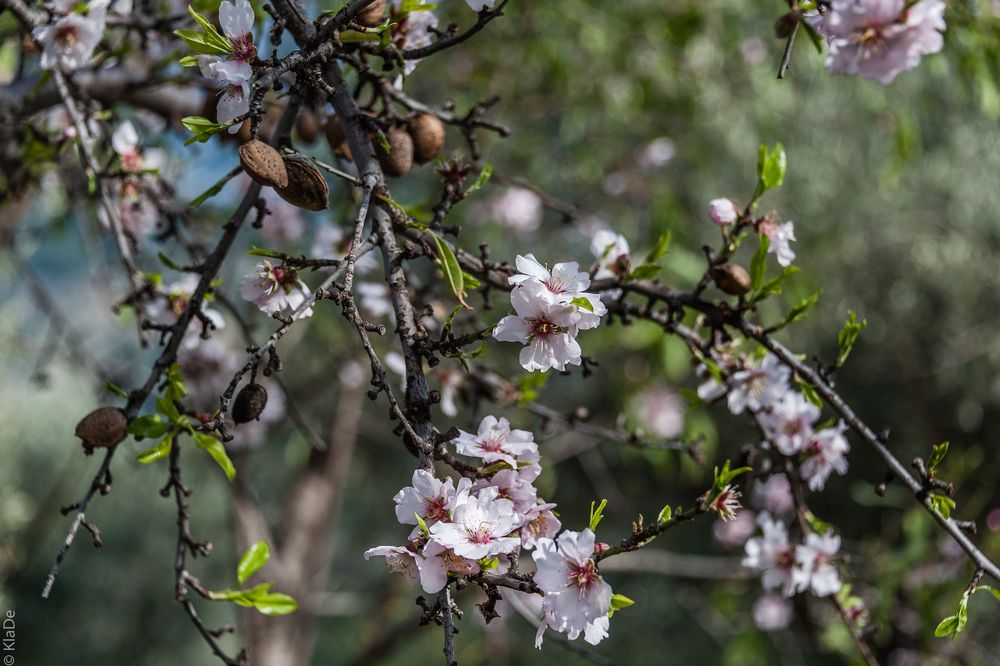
[800, 422, 851, 491]
[453, 415, 538, 470]
[417, 540, 481, 593]
[520, 502, 561, 550]
[508, 254, 606, 329]
[752, 594, 793, 631]
[761, 219, 796, 267]
[487, 187, 543, 232]
[390, 0, 438, 75]
[590, 230, 631, 280]
[473, 469, 537, 513]
[532, 529, 613, 646]
[709, 198, 739, 226]
[363, 545, 421, 585]
[819, 0, 946, 84]
[149, 274, 225, 349]
[34, 0, 109, 71]
[393, 468, 472, 533]
[427, 486, 522, 560]
[742, 512, 801, 597]
[794, 531, 842, 597]
[493, 279, 584, 373]
[727, 353, 790, 414]
[762, 391, 820, 456]
[238, 261, 314, 318]
[198, 0, 257, 131]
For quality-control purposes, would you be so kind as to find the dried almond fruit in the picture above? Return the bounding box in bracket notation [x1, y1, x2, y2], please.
[408, 113, 446, 164]
[375, 128, 414, 178]
[75, 407, 128, 453]
[296, 108, 320, 145]
[233, 383, 268, 424]
[356, 0, 387, 27]
[709, 263, 752, 296]
[239, 140, 289, 189]
[324, 115, 353, 161]
[276, 155, 329, 211]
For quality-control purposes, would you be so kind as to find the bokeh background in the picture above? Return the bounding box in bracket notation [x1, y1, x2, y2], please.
[2, 0, 1000, 664]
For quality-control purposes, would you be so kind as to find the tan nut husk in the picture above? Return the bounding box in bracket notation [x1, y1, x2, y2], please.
[356, 0, 387, 27]
[408, 113, 446, 164]
[75, 407, 128, 452]
[233, 383, 268, 424]
[375, 128, 414, 178]
[239, 140, 289, 189]
[709, 263, 752, 296]
[324, 115, 353, 161]
[275, 155, 329, 211]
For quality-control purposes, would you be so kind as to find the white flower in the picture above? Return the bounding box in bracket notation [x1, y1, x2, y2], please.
[761, 219, 796, 267]
[634, 386, 685, 439]
[794, 532, 842, 597]
[709, 198, 739, 226]
[713, 509, 756, 548]
[427, 486, 522, 560]
[434, 366, 463, 417]
[149, 274, 226, 349]
[696, 364, 727, 403]
[393, 468, 472, 531]
[532, 529, 612, 645]
[363, 545, 420, 585]
[417, 540, 480, 593]
[219, 0, 254, 43]
[742, 512, 801, 597]
[238, 261, 314, 318]
[728, 353, 790, 414]
[590, 230, 630, 280]
[636, 137, 675, 169]
[708, 484, 743, 522]
[465, 0, 495, 11]
[473, 469, 537, 514]
[357, 282, 394, 321]
[763, 392, 820, 456]
[488, 187, 542, 232]
[520, 502, 561, 550]
[34, 0, 109, 71]
[111, 122, 144, 172]
[508, 254, 606, 330]
[454, 415, 538, 470]
[493, 280, 583, 373]
[754, 474, 795, 516]
[390, 0, 438, 74]
[800, 422, 850, 491]
[753, 594, 793, 631]
[197, 0, 256, 133]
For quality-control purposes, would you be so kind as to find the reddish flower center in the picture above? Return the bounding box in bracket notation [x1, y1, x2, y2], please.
[776, 547, 796, 570]
[232, 34, 256, 63]
[423, 497, 449, 523]
[568, 559, 600, 592]
[528, 317, 561, 338]
[55, 24, 79, 46]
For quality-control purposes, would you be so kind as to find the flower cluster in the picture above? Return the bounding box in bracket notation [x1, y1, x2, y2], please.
[365, 415, 619, 648]
[742, 512, 842, 599]
[701, 353, 850, 492]
[818, 0, 946, 84]
[197, 0, 257, 130]
[239, 261, 314, 318]
[493, 254, 606, 372]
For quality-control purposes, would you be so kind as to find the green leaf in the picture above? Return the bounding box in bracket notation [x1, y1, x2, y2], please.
[157, 251, 183, 271]
[836, 310, 867, 367]
[104, 379, 129, 399]
[414, 512, 430, 536]
[194, 432, 236, 481]
[796, 378, 823, 408]
[478, 557, 499, 571]
[185, 5, 233, 53]
[430, 232, 469, 309]
[588, 498, 608, 532]
[400, 0, 437, 11]
[750, 234, 769, 292]
[610, 594, 635, 611]
[657, 504, 672, 524]
[466, 162, 493, 194]
[209, 582, 273, 606]
[376, 130, 391, 154]
[252, 593, 298, 616]
[181, 116, 230, 145]
[128, 414, 170, 439]
[136, 435, 173, 464]
[935, 615, 959, 638]
[178, 54, 200, 67]
[927, 441, 949, 477]
[759, 143, 787, 191]
[929, 494, 956, 519]
[752, 265, 799, 303]
[237, 541, 271, 585]
[713, 459, 752, 491]
[517, 373, 549, 405]
[645, 230, 672, 263]
[782, 289, 822, 327]
[189, 168, 240, 207]
[629, 263, 661, 281]
[156, 396, 181, 422]
[570, 296, 595, 312]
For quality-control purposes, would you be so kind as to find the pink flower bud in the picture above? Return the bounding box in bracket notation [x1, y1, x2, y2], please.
[709, 198, 739, 226]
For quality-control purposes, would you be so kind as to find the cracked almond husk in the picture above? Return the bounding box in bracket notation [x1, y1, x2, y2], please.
[275, 155, 330, 211]
[75, 407, 128, 451]
[239, 140, 289, 189]
[233, 383, 268, 424]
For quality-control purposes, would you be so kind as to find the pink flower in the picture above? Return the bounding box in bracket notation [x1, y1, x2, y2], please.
[493, 279, 584, 373]
[820, 0, 945, 84]
[590, 230, 630, 280]
[727, 353, 790, 415]
[508, 254, 606, 330]
[709, 198, 739, 226]
[713, 509, 756, 548]
[197, 0, 256, 131]
[754, 474, 795, 516]
[363, 545, 421, 585]
[742, 513, 801, 597]
[474, 468, 537, 514]
[760, 219, 796, 267]
[427, 486, 522, 560]
[33, 0, 109, 71]
[520, 502, 561, 550]
[238, 261, 314, 318]
[794, 532, 842, 597]
[417, 540, 480, 593]
[487, 187, 542, 232]
[753, 594, 793, 631]
[762, 392, 820, 456]
[800, 422, 850, 491]
[393, 468, 472, 534]
[453, 415, 538, 470]
[635, 386, 685, 439]
[532, 529, 613, 645]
